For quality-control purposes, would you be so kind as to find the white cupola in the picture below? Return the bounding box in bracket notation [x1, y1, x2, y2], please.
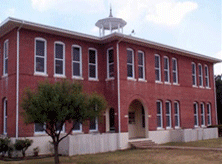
[95, 7, 127, 37]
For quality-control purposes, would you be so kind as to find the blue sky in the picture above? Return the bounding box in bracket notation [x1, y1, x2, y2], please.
[1, 0, 221, 74]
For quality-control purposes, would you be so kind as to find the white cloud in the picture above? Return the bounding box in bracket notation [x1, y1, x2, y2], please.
[31, 0, 105, 13]
[214, 50, 222, 75]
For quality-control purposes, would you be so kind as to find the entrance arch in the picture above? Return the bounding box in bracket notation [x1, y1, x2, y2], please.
[128, 99, 148, 139]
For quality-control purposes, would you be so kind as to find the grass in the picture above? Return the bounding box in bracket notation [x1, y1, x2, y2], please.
[162, 138, 222, 148]
[0, 138, 222, 164]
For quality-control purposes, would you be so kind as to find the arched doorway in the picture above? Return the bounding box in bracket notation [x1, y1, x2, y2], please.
[128, 100, 148, 139]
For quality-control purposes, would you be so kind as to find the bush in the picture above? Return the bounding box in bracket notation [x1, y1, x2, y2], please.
[14, 139, 33, 157]
[0, 137, 11, 157]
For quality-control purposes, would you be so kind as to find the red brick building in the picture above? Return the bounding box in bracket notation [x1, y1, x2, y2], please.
[0, 14, 221, 155]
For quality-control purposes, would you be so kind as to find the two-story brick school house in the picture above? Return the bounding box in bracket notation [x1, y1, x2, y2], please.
[0, 11, 221, 155]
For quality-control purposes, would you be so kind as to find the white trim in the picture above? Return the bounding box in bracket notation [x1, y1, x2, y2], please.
[34, 37, 47, 75]
[204, 65, 209, 88]
[88, 48, 98, 80]
[54, 41, 65, 76]
[198, 63, 203, 87]
[72, 45, 82, 78]
[164, 56, 170, 83]
[155, 54, 161, 82]
[156, 100, 163, 129]
[191, 62, 197, 86]
[3, 98, 7, 135]
[89, 117, 98, 132]
[126, 48, 135, 79]
[138, 50, 145, 80]
[194, 102, 199, 127]
[200, 103, 205, 127]
[72, 122, 82, 133]
[174, 101, 180, 128]
[172, 58, 178, 84]
[165, 101, 171, 129]
[207, 103, 212, 126]
[107, 47, 114, 79]
[3, 39, 9, 76]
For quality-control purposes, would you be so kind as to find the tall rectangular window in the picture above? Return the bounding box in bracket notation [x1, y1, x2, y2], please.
[72, 45, 82, 78]
[3, 99, 7, 135]
[34, 123, 45, 134]
[89, 106, 98, 132]
[155, 54, 161, 81]
[166, 101, 171, 128]
[3, 40, 8, 76]
[127, 49, 134, 79]
[198, 64, 203, 87]
[172, 58, 178, 84]
[73, 121, 82, 132]
[205, 65, 209, 88]
[200, 103, 205, 126]
[207, 103, 211, 126]
[174, 101, 180, 128]
[194, 102, 198, 127]
[35, 38, 46, 74]
[89, 49, 97, 80]
[55, 42, 65, 76]
[156, 101, 163, 128]
[164, 57, 170, 83]
[192, 63, 196, 86]
[138, 51, 145, 80]
[107, 48, 114, 79]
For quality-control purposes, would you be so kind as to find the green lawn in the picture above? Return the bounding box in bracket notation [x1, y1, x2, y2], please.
[1, 138, 222, 164]
[162, 138, 222, 148]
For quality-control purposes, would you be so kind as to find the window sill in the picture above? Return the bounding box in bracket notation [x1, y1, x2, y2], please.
[173, 83, 180, 86]
[166, 127, 173, 130]
[127, 77, 136, 81]
[157, 127, 164, 130]
[34, 73, 48, 77]
[34, 132, 47, 136]
[138, 79, 147, 82]
[175, 127, 181, 130]
[72, 76, 84, 80]
[2, 74, 8, 78]
[88, 78, 99, 81]
[54, 75, 66, 78]
[89, 130, 99, 134]
[201, 125, 207, 128]
[164, 82, 171, 85]
[192, 85, 198, 88]
[194, 126, 200, 129]
[72, 131, 83, 134]
[155, 81, 163, 84]
[199, 86, 204, 89]
[205, 87, 211, 89]
[105, 78, 115, 81]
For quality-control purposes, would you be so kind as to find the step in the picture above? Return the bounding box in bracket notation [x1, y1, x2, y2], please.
[130, 140, 157, 149]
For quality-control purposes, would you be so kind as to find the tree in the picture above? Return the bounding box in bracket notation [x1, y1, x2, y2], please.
[216, 75, 222, 124]
[21, 80, 107, 164]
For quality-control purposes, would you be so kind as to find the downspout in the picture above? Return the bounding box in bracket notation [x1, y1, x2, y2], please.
[213, 65, 218, 125]
[16, 21, 24, 139]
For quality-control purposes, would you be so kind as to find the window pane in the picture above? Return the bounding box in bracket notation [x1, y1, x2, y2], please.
[73, 63, 80, 76]
[56, 122, 63, 131]
[127, 65, 133, 77]
[174, 103, 178, 114]
[35, 123, 44, 132]
[164, 58, 168, 69]
[199, 65, 202, 75]
[155, 56, 159, 68]
[55, 44, 63, 59]
[173, 72, 176, 83]
[194, 104, 197, 114]
[90, 118, 96, 130]
[205, 66, 208, 76]
[36, 57, 44, 72]
[175, 116, 179, 126]
[155, 70, 160, 81]
[89, 65, 96, 78]
[73, 121, 81, 131]
[36, 41, 45, 56]
[109, 49, 114, 63]
[194, 116, 197, 125]
[206, 78, 209, 87]
[192, 64, 195, 74]
[199, 76, 202, 86]
[55, 60, 63, 74]
[89, 50, 96, 64]
[173, 59, 176, 71]
[138, 52, 143, 65]
[192, 76, 195, 85]
[166, 102, 170, 114]
[157, 116, 161, 127]
[139, 67, 143, 78]
[4, 42, 8, 58]
[164, 71, 168, 82]
[109, 64, 114, 77]
[5, 59, 8, 74]
[166, 116, 170, 127]
[157, 102, 161, 114]
[127, 50, 132, 63]
[73, 47, 80, 61]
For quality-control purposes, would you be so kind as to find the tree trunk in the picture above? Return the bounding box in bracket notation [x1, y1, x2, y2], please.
[54, 142, 60, 164]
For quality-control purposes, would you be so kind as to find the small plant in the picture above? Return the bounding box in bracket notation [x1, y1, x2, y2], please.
[14, 138, 33, 158]
[0, 137, 11, 157]
[33, 147, 39, 156]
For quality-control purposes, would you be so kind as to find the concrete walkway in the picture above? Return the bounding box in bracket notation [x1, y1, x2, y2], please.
[141, 145, 222, 151]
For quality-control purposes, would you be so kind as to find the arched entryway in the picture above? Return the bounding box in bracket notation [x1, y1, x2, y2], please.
[128, 100, 148, 139]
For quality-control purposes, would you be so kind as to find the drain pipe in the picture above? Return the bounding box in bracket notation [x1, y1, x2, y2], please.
[16, 21, 24, 139]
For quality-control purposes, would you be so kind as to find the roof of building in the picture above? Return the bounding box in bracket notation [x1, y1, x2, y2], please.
[0, 17, 221, 63]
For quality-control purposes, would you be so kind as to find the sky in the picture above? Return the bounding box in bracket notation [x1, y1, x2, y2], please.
[0, 0, 221, 75]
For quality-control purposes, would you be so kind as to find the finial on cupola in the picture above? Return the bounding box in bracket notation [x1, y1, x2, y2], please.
[109, 4, 113, 17]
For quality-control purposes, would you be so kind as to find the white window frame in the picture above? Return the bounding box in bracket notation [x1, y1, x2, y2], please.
[54, 41, 65, 77]
[89, 117, 98, 132]
[3, 39, 9, 76]
[172, 58, 178, 84]
[192, 62, 197, 86]
[200, 103, 205, 127]
[34, 37, 47, 75]
[3, 98, 7, 135]
[56, 122, 65, 134]
[88, 48, 98, 80]
[138, 50, 145, 80]
[127, 48, 135, 80]
[174, 101, 180, 128]
[155, 54, 161, 82]
[198, 64, 203, 87]
[205, 65, 209, 88]
[164, 56, 170, 83]
[207, 103, 212, 126]
[72, 45, 82, 79]
[107, 47, 114, 79]
[194, 102, 199, 127]
[166, 101, 172, 129]
[34, 123, 46, 134]
[72, 121, 82, 133]
[156, 100, 163, 129]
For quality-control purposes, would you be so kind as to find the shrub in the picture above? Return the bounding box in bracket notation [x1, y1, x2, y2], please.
[14, 138, 33, 157]
[0, 137, 11, 157]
